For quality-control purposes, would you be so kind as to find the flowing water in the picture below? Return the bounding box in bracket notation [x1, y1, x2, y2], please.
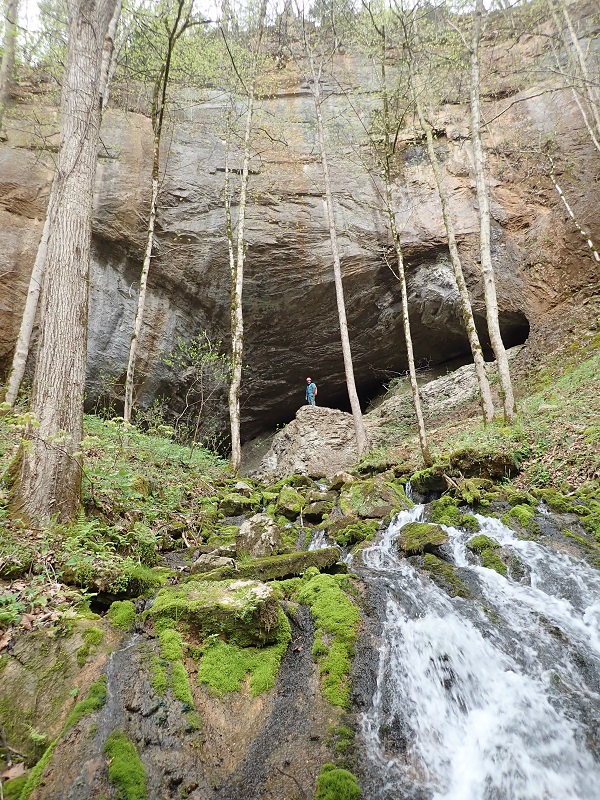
[359, 507, 600, 800]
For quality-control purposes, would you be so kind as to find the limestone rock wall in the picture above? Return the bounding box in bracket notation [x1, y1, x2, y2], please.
[1, 5, 598, 439]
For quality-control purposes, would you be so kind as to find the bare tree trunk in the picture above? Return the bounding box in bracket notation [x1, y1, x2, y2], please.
[123, 0, 187, 424]
[3, 2, 120, 409]
[310, 56, 368, 455]
[411, 76, 495, 424]
[470, 0, 516, 422]
[3, 194, 53, 407]
[13, 0, 119, 524]
[551, 0, 600, 145]
[0, 0, 18, 135]
[370, 16, 431, 464]
[228, 0, 268, 474]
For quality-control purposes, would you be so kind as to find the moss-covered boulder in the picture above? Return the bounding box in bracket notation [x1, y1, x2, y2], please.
[466, 535, 507, 576]
[0, 618, 119, 762]
[148, 579, 280, 646]
[219, 492, 259, 517]
[332, 520, 378, 548]
[397, 522, 449, 555]
[501, 503, 538, 533]
[430, 496, 480, 532]
[236, 513, 283, 558]
[304, 500, 335, 522]
[192, 547, 343, 583]
[328, 471, 355, 491]
[339, 476, 411, 519]
[275, 485, 305, 520]
[410, 447, 518, 494]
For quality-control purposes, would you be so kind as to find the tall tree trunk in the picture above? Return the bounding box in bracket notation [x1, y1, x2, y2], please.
[13, 0, 119, 524]
[310, 56, 368, 455]
[3, 1, 120, 409]
[551, 0, 600, 145]
[228, 0, 268, 474]
[411, 71, 495, 424]
[0, 0, 18, 135]
[373, 18, 431, 464]
[123, 0, 186, 424]
[470, 0, 516, 422]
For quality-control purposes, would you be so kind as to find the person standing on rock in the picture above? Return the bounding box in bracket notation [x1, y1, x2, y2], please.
[306, 377, 317, 406]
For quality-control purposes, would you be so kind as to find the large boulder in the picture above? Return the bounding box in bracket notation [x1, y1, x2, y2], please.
[339, 476, 412, 519]
[236, 513, 283, 558]
[397, 522, 449, 555]
[195, 547, 344, 583]
[148, 579, 280, 646]
[190, 554, 236, 574]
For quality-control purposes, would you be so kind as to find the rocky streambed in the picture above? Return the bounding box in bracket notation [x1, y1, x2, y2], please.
[1, 445, 600, 800]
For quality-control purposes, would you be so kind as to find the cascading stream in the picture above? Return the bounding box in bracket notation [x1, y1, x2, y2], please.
[359, 507, 600, 800]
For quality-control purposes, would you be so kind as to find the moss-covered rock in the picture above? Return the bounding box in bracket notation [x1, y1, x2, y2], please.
[304, 500, 335, 522]
[192, 547, 343, 583]
[297, 573, 360, 708]
[397, 522, 448, 555]
[466, 534, 507, 576]
[339, 477, 411, 519]
[502, 504, 537, 533]
[219, 492, 259, 517]
[236, 513, 283, 558]
[410, 447, 519, 493]
[147, 579, 280, 646]
[533, 488, 574, 514]
[421, 554, 471, 597]
[107, 600, 136, 631]
[332, 520, 378, 548]
[275, 485, 305, 520]
[197, 607, 292, 697]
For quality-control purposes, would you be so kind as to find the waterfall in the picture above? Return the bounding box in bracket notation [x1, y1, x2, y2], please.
[359, 507, 600, 800]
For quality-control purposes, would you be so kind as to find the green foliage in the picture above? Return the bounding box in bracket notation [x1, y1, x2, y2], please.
[4, 774, 27, 799]
[197, 610, 292, 696]
[107, 601, 136, 631]
[297, 573, 360, 708]
[314, 764, 361, 800]
[103, 730, 147, 800]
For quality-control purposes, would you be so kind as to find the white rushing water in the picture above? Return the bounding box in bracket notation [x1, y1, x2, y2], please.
[360, 507, 600, 800]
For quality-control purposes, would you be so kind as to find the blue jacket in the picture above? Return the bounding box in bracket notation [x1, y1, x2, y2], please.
[306, 382, 317, 401]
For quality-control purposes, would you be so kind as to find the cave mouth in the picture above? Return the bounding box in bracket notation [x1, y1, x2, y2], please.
[317, 310, 531, 418]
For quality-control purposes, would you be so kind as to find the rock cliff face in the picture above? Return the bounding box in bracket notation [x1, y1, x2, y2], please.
[1, 3, 598, 439]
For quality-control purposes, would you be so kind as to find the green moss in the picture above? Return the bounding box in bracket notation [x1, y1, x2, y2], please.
[333, 520, 378, 548]
[275, 485, 305, 519]
[4, 774, 27, 799]
[467, 535, 500, 553]
[191, 548, 342, 584]
[397, 522, 448, 554]
[297, 573, 360, 708]
[103, 730, 147, 800]
[533, 488, 573, 513]
[421, 555, 470, 598]
[480, 550, 508, 576]
[158, 628, 184, 662]
[502, 504, 537, 531]
[150, 656, 167, 695]
[314, 764, 361, 800]
[171, 661, 194, 706]
[339, 478, 411, 519]
[198, 609, 292, 696]
[65, 676, 108, 730]
[76, 626, 105, 667]
[431, 496, 461, 527]
[107, 600, 136, 631]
